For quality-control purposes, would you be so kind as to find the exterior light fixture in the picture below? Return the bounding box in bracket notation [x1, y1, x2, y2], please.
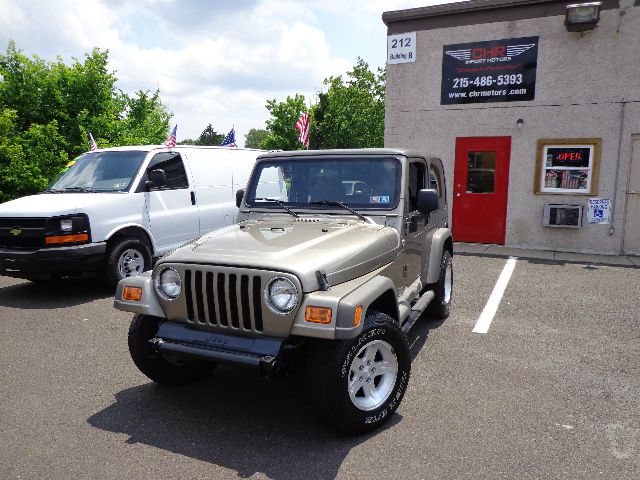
[565, 2, 602, 32]
[516, 119, 524, 128]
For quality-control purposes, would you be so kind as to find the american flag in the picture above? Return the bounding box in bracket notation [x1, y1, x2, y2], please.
[89, 133, 98, 151]
[295, 112, 310, 148]
[221, 128, 237, 148]
[165, 125, 177, 148]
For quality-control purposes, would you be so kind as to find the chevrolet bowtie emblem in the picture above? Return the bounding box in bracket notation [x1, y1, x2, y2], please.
[9, 228, 21, 236]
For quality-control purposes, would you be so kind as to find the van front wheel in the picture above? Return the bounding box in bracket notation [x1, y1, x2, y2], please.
[104, 236, 152, 288]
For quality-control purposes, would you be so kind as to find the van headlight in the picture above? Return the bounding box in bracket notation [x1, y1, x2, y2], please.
[264, 277, 298, 314]
[60, 219, 73, 232]
[154, 267, 181, 300]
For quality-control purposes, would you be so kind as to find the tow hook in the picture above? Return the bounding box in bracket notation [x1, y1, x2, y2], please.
[259, 355, 281, 378]
[148, 337, 164, 354]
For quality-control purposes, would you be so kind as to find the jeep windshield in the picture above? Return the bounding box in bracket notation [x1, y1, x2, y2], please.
[246, 157, 401, 210]
[47, 151, 147, 193]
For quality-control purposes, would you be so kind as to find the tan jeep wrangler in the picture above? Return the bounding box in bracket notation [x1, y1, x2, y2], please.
[114, 148, 453, 434]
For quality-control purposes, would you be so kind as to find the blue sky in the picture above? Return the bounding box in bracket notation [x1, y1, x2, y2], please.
[0, 0, 457, 145]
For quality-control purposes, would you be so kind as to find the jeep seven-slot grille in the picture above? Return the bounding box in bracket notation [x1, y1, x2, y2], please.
[184, 269, 263, 332]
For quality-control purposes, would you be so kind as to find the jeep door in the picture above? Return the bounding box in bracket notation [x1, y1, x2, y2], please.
[404, 158, 428, 285]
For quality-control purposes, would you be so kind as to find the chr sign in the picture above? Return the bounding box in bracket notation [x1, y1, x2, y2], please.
[441, 36, 539, 105]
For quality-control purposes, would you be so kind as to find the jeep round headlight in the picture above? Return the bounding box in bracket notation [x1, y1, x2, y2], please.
[264, 277, 298, 314]
[154, 267, 181, 300]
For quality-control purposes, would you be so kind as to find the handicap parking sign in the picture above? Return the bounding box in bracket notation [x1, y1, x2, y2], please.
[587, 198, 610, 224]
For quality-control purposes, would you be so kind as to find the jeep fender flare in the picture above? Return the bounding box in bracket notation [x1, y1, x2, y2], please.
[335, 275, 398, 339]
[424, 228, 453, 285]
[113, 272, 165, 318]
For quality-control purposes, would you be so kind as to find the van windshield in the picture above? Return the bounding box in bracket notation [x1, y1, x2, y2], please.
[48, 151, 147, 193]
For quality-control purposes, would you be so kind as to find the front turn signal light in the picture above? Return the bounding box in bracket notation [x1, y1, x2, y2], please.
[305, 306, 332, 324]
[45, 233, 89, 245]
[354, 306, 363, 326]
[123, 286, 143, 301]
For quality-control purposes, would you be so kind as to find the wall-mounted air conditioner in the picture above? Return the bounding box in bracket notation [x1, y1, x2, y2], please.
[543, 204, 583, 228]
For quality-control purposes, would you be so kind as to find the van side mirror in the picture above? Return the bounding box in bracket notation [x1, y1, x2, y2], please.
[236, 189, 245, 208]
[145, 169, 167, 191]
[417, 189, 440, 215]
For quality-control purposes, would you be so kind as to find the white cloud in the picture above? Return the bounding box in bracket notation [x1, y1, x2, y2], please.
[0, 1, 27, 28]
[0, 0, 455, 144]
[104, 9, 349, 142]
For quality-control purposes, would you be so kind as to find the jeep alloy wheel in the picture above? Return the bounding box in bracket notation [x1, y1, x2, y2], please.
[348, 339, 398, 411]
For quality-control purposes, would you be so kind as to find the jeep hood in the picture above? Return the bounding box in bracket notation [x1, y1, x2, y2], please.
[165, 218, 400, 291]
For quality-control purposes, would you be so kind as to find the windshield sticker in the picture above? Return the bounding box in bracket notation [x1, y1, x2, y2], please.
[370, 196, 390, 204]
[60, 160, 76, 174]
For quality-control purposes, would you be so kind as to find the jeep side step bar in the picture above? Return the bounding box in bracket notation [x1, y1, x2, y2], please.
[400, 290, 435, 333]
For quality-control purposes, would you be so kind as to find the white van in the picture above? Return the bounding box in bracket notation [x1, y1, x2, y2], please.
[0, 145, 262, 286]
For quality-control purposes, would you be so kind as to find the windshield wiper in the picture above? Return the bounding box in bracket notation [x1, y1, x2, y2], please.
[309, 200, 368, 222]
[62, 186, 96, 193]
[254, 197, 298, 218]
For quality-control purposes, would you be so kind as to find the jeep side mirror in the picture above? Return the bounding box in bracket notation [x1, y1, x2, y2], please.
[145, 169, 167, 191]
[236, 189, 245, 208]
[417, 189, 439, 215]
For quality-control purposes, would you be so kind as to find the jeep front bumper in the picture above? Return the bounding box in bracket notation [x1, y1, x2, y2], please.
[152, 321, 284, 375]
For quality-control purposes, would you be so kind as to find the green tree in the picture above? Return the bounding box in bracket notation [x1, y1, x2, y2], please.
[0, 41, 172, 201]
[312, 58, 385, 149]
[0, 108, 62, 202]
[179, 124, 225, 146]
[259, 59, 385, 151]
[116, 90, 172, 146]
[260, 94, 308, 151]
[244, 128, 268, 149]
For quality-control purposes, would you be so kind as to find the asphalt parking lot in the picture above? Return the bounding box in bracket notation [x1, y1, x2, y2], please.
[0, 253, 638, 479]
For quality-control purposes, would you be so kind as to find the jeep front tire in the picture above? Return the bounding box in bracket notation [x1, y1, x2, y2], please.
[128, 314, 214, 386]
[307, 311, 411, 435]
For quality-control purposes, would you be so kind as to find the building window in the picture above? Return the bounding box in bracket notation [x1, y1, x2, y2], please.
[534, 138, 601, 195]
[467, 151, 496, 193]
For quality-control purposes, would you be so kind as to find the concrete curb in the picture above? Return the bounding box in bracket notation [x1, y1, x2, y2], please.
[454, 242, 639, 268]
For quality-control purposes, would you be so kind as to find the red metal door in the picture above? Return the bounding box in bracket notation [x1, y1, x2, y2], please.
[452, 137, 511, 244]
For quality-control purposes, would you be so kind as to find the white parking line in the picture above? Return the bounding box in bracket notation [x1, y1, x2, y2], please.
[472, 256, 518, 334]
